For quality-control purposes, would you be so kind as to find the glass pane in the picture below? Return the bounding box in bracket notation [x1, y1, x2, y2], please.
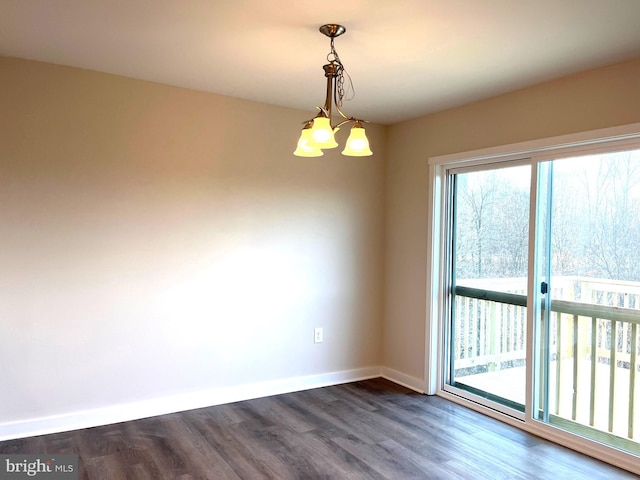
[453, 166, 531, 291]
[541, 149, 640, 455]
[449, 164, 531, 409]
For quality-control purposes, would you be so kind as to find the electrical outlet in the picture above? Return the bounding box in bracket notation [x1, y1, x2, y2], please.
[314, 327, 323, 343]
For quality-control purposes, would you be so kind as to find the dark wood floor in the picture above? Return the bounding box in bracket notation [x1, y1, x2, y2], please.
[1, 378, 636, 479]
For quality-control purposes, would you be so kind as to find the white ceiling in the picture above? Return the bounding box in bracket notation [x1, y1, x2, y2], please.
[2, 0, 640, 125]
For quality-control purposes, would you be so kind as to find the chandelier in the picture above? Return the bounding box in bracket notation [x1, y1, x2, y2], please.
[294, 24, 373, 157]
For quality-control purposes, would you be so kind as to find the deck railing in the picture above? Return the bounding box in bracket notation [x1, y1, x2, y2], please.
[549, 299, 639, 440]
[452, 277, 640, 444]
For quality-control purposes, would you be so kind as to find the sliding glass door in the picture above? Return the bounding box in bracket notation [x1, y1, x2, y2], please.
[444, 162, 531, 414]
[440, 141, 640, 457]
[536, 149, 640, 455]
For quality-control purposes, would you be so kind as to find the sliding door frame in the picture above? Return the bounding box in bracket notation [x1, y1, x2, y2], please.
[440, 159, 532, 419]
[425, 122, 640, 476]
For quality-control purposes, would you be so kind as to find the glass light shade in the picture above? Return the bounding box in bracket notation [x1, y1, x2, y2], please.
[293, 128, 324, 157]
[309, 117, 338, 149]
[342, 125, 373, 156]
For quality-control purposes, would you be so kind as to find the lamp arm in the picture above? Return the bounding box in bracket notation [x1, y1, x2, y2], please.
[335, 118, 370, 129]
[334, 102, 350, 121]
[335, 118, 355, 129]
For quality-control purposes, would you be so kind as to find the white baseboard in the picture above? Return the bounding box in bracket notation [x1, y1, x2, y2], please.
[380, 367, 426, 393]
[0, 366, 383, 442]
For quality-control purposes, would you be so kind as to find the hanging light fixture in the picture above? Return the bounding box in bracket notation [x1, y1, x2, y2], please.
[294, 24, 373, 157]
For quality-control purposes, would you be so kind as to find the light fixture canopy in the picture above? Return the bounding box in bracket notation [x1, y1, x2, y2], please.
[294, 24, 373, 157]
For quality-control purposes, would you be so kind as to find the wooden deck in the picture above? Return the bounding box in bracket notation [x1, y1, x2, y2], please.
[459, 360, 639, 448]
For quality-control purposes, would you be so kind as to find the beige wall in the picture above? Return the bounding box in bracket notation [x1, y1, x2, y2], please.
[0, 57, 387, 428]
[383, 58, 640, 381]
[3, 52, 639, 432]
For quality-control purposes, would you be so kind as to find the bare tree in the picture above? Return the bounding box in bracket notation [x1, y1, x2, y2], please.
[456, 171, 499, 279]
[580, 153, 640, 281]
[453, 151, 640, 285]
[455, 168, 530, 281]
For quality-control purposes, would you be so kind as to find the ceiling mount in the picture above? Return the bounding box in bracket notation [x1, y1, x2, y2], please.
[319, 24, 346, 38]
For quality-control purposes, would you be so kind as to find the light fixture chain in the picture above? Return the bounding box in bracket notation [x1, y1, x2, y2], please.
[336, 67, 345, 107]
[327, 37, 340, 64]
[327, 37, 354, 108]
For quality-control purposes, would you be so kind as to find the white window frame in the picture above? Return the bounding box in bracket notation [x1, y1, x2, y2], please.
[425, 122, 640, 476]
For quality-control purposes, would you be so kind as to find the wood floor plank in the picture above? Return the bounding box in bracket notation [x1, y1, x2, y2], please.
[241, 396, 317, 434]
[1, 378, 637, 479]
[158, 415, 240, 480]
[374, 438, 476, 480]
[297, 430, 379, 480]
[84, 454, 127, 480]
[331, 434, 428, 479]
[188, 420, 289, 480]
